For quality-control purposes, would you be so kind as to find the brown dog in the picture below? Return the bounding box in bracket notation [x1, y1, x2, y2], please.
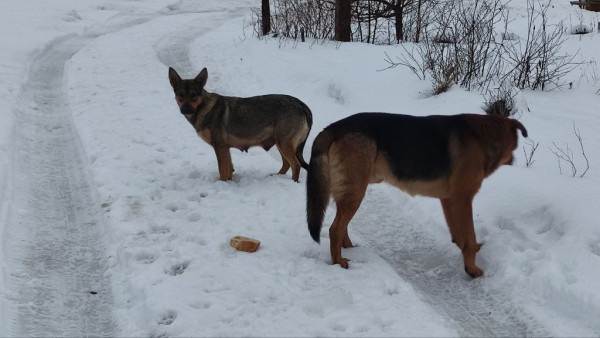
[306, 113, 527, 277]
[169, 67, 313, 181]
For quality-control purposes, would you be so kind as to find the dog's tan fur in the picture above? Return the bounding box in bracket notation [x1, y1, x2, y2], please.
[306, 113, 527, 277]
[169, 67, 312, 181]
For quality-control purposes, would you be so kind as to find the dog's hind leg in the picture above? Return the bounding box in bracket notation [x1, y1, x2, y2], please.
[276, 151, 291, 175]
[329, 193, 364, 268]
[276, 143, 302, 182]
[441, 196, 483, 278]
[328, 135, 375, 268]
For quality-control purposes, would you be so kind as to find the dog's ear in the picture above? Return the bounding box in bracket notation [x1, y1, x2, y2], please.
[168, 67, 181, 89]
[196, 68, 208, 89]
[512, 119, 528, 138]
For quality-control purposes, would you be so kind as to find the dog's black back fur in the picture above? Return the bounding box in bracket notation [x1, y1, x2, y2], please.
[324, 113, 468, 180]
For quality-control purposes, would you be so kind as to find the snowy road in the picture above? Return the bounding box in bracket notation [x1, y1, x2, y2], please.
[354, 187, 551, 337]
[5, 34, 116, 335]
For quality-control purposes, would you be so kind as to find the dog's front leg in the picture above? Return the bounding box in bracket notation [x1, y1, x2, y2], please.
[441, 197, 484, 278]
[214, 146, 233, 181]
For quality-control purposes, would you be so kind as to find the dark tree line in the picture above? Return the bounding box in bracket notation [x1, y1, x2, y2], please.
[344, 0, 422, 43]
[260, 0, 426, 43]
[334, 0, 425, 43]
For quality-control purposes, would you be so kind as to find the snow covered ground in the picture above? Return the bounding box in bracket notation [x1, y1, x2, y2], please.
[1, 0, 600, 336]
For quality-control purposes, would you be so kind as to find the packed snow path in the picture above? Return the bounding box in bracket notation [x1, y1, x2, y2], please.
[354, 188, 550, 337]
[5, 35, 116, 336]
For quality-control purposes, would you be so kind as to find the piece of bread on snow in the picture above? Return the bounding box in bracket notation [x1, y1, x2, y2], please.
[230, 236, 260, 253]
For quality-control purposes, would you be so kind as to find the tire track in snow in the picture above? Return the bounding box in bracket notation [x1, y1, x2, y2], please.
[3, 5, 254, 335]
[5, 35, 117, 337]
[155, 6, 250, 77]
[3, 9, 194, 334]
[352, 187, 550, 337]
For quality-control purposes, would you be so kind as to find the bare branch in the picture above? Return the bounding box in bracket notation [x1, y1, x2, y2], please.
[380, 48, 427, 80]
[522, 138, 539, 168]
[549, 141, 577, 177]
[548, 121, 590, 178]
[573, 122, 590, 178]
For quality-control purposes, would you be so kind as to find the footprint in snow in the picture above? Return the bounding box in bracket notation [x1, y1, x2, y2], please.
[590, 240, 600, 257]
[166, 261, 190, 276]
[134, 251, 158, 264]
[150, 225, 171, 235]
[158, 310, 177, 325]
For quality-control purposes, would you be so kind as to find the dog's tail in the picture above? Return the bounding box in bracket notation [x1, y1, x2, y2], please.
[297, 139, 309, 170]
[297, 104, 314, 171]
[306, 130, 334, 243]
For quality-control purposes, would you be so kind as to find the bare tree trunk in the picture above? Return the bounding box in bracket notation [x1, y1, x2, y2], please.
[367, 0, 372, 43]
[262, 0, 271, 36]
[415, 0, 422, 43]
[335, 0, 352, 42]
[394, 0, 404, 43]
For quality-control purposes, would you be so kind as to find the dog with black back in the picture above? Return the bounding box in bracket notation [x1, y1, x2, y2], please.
[306, 112, 528, 278]
[169, 67, 313, 182]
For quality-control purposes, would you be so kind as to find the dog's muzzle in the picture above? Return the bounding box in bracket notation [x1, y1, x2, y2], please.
[180, 104, 195, 115]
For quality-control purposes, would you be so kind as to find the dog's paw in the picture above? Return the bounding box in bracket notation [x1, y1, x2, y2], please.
[465, 265, 484, 278]
[334, 258, 350, 269]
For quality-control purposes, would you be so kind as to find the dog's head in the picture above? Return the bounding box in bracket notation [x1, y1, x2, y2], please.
[463, 114, 528, 174]
[168, 67, 208, 115]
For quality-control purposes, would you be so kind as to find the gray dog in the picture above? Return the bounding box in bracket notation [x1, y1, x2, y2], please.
[169, 67, 313, 182]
